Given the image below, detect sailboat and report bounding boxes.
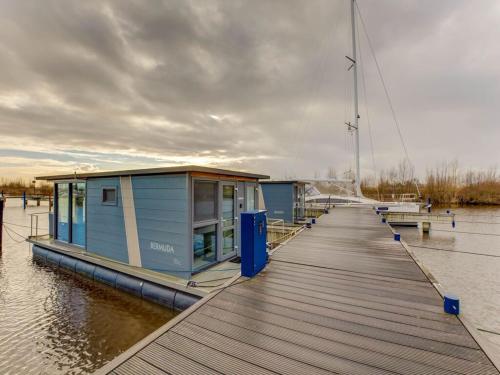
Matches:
[305,0,421,214]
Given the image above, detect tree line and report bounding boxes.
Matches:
[361,161,500,205]
[0,178,53,196]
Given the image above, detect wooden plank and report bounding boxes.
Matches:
[215,288,483,360]
[137,343,219,375]
[175,320,395,375]
[238,279,464,333]
[158,329,324,375]
[190,308,463,375]
[113,356,167,375]
[198,303,496,375]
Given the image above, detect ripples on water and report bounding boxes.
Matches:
[0,200,175,374]
[397,206,500,353]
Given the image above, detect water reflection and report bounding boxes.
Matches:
[397,206,500,353]
[0,200,175,374]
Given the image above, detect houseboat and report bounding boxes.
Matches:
[260,180,306,223]
[29,166,269,308]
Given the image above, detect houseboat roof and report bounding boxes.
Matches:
[260,180,307,185]
[36,165,270,181]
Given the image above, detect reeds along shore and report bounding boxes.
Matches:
[361,163,500,205]
[0,178,52,196]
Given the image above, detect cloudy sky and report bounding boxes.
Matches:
[0,0,499,180]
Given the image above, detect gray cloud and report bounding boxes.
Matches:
[0,0,498,179]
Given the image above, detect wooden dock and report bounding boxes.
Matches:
[97,207,499,375]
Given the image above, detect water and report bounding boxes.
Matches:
[397,206,500,353]
[0,200,176,374]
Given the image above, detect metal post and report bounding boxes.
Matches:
[23,191,26,209]
[0,197,4,251]
[351,0,362,197]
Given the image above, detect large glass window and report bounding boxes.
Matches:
[222,185,234,227]
[56,182,86,246]
[193,224,217,270]
[194,181,217,222]
[246,184,256,210]
[72,182,86,246]
[222,228,234,256]
[57,183,69,242]
[222,184,236,258]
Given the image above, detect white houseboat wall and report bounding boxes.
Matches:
[31,166,269,309]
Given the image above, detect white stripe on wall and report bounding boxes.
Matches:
[120,176,142,267]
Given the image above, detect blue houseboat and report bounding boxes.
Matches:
[261,180,306,223]
[32,166,269,285]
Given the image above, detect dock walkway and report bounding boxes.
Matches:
[98,207,499,375]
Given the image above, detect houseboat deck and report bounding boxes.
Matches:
[97,207,499,375]
[27,236,241,297]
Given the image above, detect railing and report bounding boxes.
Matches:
[267,218,285,232]
[29,211,51,239]
[267,224,303,249]
[305,207,327,218]
[266,216,309,249]
[379,193,418,202]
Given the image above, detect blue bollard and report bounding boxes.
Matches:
[444,294,460,315]
[394,233,401,241]
[23,191,26,209]
[312,218,316,224]
[381,217,386,223]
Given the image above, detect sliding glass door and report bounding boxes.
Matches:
[192,180,240,271]
[55,182,86,246]
[72,182,86,246]
[193,180,218,271]
[246,183,257,210]
[56,183,69,242]
[221,183,236,260]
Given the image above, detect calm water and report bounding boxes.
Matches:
[0,199,175,374]
[397,206,500,353]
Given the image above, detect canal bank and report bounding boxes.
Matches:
[97,207,499,375]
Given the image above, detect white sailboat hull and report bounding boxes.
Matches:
[305,194,421,213]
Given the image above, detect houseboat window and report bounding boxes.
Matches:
[222,184,236,257]
[193,224,217,270]
[102,187,117,205]
[56,183,69,242]
[222,228,234,256]
[246,185,256,210]
[222,185,235,227]
[72,182,86,247]
[194,181,217,222]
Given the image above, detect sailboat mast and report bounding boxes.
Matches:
[351,0,362,197]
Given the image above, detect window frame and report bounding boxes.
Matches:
[192,178,220,272]
[53,180,86,247]
[101,186,118,206]
[245,182,258,211]
[192,179,219,228]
